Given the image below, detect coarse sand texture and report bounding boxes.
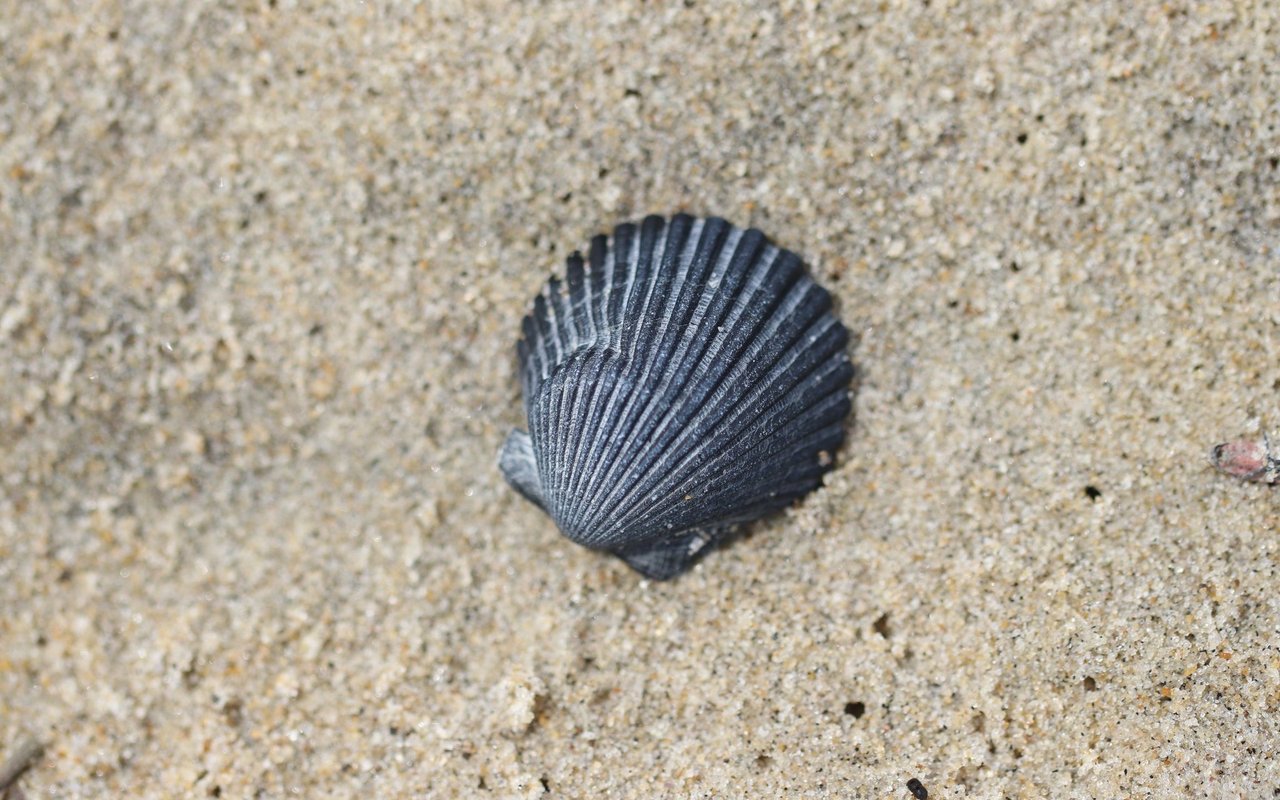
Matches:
[2,2,1278,798]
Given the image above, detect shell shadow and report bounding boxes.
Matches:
[698,344,863,572]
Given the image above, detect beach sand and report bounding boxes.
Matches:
[2,2,1278,797]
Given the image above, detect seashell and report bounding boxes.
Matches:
[499,214,854,579]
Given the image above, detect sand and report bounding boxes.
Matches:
[2,1,1278,797]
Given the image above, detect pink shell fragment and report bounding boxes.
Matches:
[1211,437,1278,485]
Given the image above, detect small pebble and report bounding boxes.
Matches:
[906,777,928,799]
[1211,435,1278,485]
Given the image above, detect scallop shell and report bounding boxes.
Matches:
[499,214,854,579]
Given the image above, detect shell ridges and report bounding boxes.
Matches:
[501,214,854,579]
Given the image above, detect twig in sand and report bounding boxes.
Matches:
[0,737,43,792]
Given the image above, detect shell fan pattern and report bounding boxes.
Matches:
[500,215,854,579]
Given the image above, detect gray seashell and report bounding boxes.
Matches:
[499,214,854,579]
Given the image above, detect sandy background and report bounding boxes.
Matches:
[2,1,1279,798]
